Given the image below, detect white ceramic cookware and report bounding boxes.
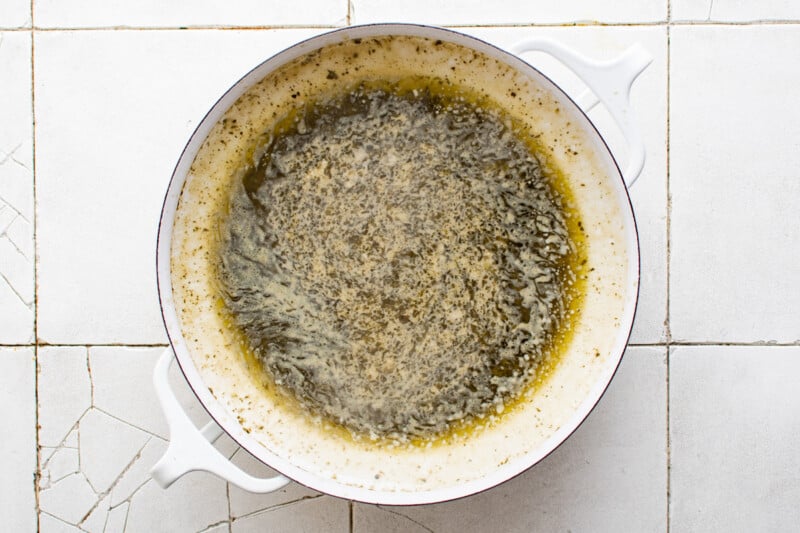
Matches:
[150,24,650,505]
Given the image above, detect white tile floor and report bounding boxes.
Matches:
[1,1,799,531]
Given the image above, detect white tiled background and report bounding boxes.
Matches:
[1,0,798,531]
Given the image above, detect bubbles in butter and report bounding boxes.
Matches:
[217,80,578,442]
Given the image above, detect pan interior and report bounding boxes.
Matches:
[167,28,634,500]
[216,77,586,444]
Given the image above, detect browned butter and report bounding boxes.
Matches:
[213,69,589,445]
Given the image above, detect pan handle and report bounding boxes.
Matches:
[511,38,652,187]
[149,348,291,493]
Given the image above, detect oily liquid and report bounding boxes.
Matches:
[215,76,588,446]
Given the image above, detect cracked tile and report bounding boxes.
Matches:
[355,347,666,532]
[0,31,33,343]
[36,352,248,527]
[0,33,33,189]
[0,276,34,343]
[34,0,347,28]
[89,347,170,438]
[34,28,320,344]
[228,447,320,519]
[39,472,98,526]
[232,496,349,533]
[90,346,238,442]
[0,347,36,531]
[356,506,432,533]
[108,437,167,508]
[38,347,92,448]
[0,235,34,303]
[37,345,246,530]
[125,476,229,532]
[5,214,33,258]
[105,502,129,532]
[41,430,80,466]
[42,446,80,486]
[40,446,59,465]
[79,408,150,494]
[64,428,79,448]
[0,149,34,220]
[200,522,232,533]
[81,493,110,533]
[65,430,237,532]
[39,513,83,533]
[0,203,17,232]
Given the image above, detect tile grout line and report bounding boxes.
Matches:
[447,20,800,27]
[655,18,800,25]
[0,343,38,347]
[16,24,344,32]
[29,0,40,530]
[35,342,171,347]
[665,1,673,529]
[12,341,798,349]
[4,20,800,33]
[669,341,800,346]
[13,341,800,349]
[226,482,233,533]
[349,500,354,533]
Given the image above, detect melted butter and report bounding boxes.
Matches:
[213,76,588,446]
